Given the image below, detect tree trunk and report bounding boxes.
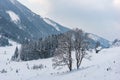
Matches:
[77,59,79,69]
[68,48,72,71]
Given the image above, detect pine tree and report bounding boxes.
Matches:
[11,47,19,61]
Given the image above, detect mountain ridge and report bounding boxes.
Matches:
[0,0,70,43]
[86,33,110,48]
[0,0,110,49]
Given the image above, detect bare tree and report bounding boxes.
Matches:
[52,33,73,71]
[74,28,88,69]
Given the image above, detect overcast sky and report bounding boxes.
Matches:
[18,0,120,41]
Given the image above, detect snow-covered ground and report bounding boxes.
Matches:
[6,10,20,24]
[44,18,60,31]
[0,41,120,80]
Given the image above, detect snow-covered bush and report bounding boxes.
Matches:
[32,64,44,70]
[0,69,7,73]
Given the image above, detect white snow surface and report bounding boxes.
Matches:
[88,34,99,41]
[44,18,60,31]
[10,0,16,4]
[6,10,20,24]
[0,41,120,80]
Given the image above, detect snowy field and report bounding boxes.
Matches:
[0,41,120,80]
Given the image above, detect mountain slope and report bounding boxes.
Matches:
[0,0,69,43]
[86,33,110,48]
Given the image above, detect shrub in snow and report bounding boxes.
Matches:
[26,63,30,69]
[16,69,19,73]
[27,65,30,70]
[57,72,59,74]
[10,67,13,71]
[0,69,7,73]
[113,61,116,63]
[106,67,112,71]
[32,64,44,70]
[50,73,53,75]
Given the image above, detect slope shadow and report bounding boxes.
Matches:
[58,65,95,75]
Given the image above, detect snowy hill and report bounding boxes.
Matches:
[43,18,69,32]
[86,33,110,48]
[0,0,69,43]
[44,18,61,31]
[0,40,120,80]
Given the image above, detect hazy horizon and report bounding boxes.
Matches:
[18,0,120,41]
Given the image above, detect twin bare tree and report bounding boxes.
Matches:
[52,29,89,71]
